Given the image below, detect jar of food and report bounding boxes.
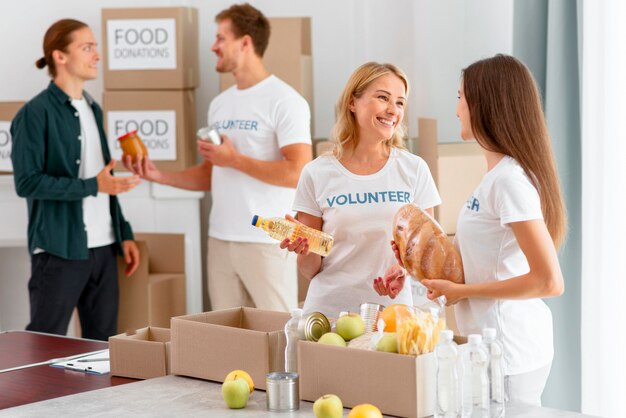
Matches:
[117,130,148,159]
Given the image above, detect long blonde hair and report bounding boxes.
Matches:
[331,62,409,159]
[463,54,567,248]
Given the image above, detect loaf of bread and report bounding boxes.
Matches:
[393,204,464,284]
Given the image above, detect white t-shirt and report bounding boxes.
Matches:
[454,155,552,375]
[208,75,311,243]
[293,148,441,318]
[72,98,115,249]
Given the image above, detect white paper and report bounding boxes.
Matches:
[0,121,13,171]
[51,349,110,375]
[107,19,177,70]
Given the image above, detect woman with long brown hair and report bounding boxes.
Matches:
[426,54,566,405]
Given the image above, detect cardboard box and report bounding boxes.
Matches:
[0,101,25,174]
[219,17,314,133]
[109,326,171,379]
[104,90,197,172]
[171,307,289,390]
[102,7,199,90]
[298,341,436,418]
[418,118,486,234]
[117,233,186,333]
[313,139,333,158]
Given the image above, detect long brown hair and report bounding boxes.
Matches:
[331,62,409,159]
[36,19,88,78]
[463,54,567,248]
[216,3,270,57]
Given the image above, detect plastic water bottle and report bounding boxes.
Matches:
[284,308,303,373]
[462,334,489,418]
[482,328,505,418]
[251,215,334,256]
[435,330,460,418]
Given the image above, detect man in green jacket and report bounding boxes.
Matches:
[11,19,141,340]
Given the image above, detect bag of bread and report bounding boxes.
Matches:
[393,204,464,284]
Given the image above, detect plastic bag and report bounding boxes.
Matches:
[392,204,465,284]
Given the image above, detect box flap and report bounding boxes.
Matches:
[241,307,290,332]
[147,326,171,343]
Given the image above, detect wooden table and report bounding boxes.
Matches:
[0,330,136,409]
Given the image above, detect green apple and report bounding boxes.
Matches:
[318,332,347,347]
[336,313,365,341]
[313,394,343,418]
[221,378,250,409]
[376,332,398,353]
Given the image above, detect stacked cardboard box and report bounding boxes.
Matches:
[117,233,186,333]
[417,118,486,235]
[0,102,25,175]
[219,17,314,135]
[101,7,199,171]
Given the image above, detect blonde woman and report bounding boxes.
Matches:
[281,62,440,318]
[382,55,566,405]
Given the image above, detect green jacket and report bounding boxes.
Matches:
[11,81,133,260]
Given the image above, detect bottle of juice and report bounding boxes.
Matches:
[251,215,334,257]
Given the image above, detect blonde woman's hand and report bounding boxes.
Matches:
[373,264,406,299]
[278,214,310,255]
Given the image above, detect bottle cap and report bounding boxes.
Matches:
[468,334,482,345]
[440,329,453,341]
[251,215,260,226]
[482,328,496,340]
[117,130,138,141]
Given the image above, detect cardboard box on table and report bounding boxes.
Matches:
[0,101,25,174]
[102,7,199,90]
[417,118,486,235]
[117,233,186,334]
[103,90,197,172]
[109,326,171,379]
[298,335,467,418]
[219,17,314,133]
[171,307,289,390]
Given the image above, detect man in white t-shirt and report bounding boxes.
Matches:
[126,4,312,312]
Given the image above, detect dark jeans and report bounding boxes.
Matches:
[26,244,119,341]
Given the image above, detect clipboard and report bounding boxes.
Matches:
[50,349,110,375]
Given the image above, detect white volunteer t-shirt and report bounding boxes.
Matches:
[72,98,115,249]
[454,155,552,375]
[293,148,441,318]
[208,75,311,243]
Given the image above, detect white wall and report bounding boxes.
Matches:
[0,0,513,324]
[0,0,513,141]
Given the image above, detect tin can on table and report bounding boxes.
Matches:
[297,312,330,342]
[266,372,299,412]
[360,302,385,332]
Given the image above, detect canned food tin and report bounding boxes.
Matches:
[360,302,385,332]
[297,312,330,342]
[196,126,222,145]
[266,372,299,412]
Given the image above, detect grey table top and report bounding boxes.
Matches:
[0,374,599,417]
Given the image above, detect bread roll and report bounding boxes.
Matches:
[393,204,464,284]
